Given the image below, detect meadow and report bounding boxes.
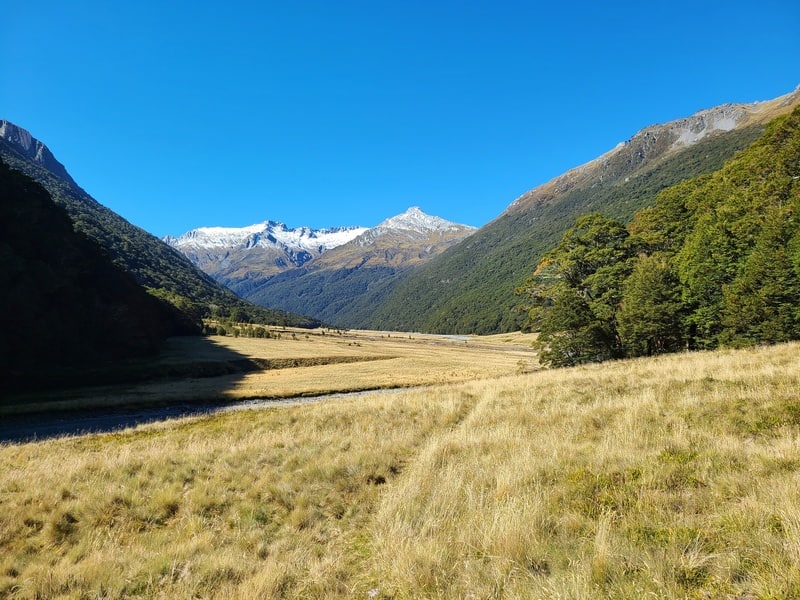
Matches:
[2,329,538,415]
[2,336,800,599]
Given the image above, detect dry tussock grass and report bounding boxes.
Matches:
[4,330,538,413]
[2,341,800,598]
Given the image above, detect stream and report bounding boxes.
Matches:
[0,388,414,444]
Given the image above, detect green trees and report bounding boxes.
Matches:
[616,254,685,356]
[519,105,800,367]
[518,214,636,366]
[720,213,800,345]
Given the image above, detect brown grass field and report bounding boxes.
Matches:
[2,329,539,414]
[2,335,800,598]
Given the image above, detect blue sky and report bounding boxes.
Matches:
[3,1,799,237]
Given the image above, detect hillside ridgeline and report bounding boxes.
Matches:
[365,88,800,334]
[0,159,197,390]
[0,120,319,328]
[520,104,800,366]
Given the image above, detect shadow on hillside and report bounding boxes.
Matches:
[0,336,261,444]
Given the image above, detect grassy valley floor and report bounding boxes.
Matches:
[2,340,800,598]
[2,329,539,416]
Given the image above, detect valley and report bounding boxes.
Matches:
[2,80,800,600]
[2,340,799,598]
[1,329,538,439]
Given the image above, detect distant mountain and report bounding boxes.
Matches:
[168,207,476,327]
[0,158,193,389]
[0,120,319,328]
[164,221,368,289]
[364,87,800,334]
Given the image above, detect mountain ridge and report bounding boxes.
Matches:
[363,86,800,334]
[0,120,78,188]
[506,86,800,217]
[0,120,320,328]
[166,207,476,326]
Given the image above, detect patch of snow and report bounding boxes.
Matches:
[374,206,476,234]
[165,221,368,254]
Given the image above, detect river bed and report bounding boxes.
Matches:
[0,388,416,444]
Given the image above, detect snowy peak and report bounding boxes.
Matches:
[166,207,474,255]
[374,206,475,234]
[351,206,476,248]
[0,119,78,187]
[165,221,369,254]
[166,206,476,287]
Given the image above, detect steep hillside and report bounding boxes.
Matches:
[237,208,476,326]
[367,88,800,334]
[0,120,319,328]
[0,159,195,389]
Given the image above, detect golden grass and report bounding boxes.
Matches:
[2,341,800,598]
[3,329,539,414]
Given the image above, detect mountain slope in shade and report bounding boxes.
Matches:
[0,120,319,327]
[0,158,195,389]
[364,87,800,334]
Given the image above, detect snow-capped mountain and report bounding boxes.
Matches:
[313,207,476,269]
[375,205,467,234]
[350,206,472,248]
[164,222,367,253]
[164,221,368,275]
[238,207,477,327]
[165,207,474,278]
[165,207,476,322]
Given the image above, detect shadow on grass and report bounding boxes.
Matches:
[1,336,284,443]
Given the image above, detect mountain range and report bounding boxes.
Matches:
[164,87,800,332]
[164,222,370,283]
[165,207,476,325]
[4,86,799,338]
[0,120,319,329]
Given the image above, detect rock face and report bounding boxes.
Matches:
[507,87,800,215]
[0,120,78,187]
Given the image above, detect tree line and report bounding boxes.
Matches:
[517,106,800,367]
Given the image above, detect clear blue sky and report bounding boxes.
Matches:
[3,1,798,237]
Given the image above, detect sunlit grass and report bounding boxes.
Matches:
[2,341,800,598]
[3,329,539,414]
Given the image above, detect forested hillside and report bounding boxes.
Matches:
[364,125,768,334]
[356,86,800,334]
[0,160,196,388]
[519,106,800,366]
[0,127,319,328]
